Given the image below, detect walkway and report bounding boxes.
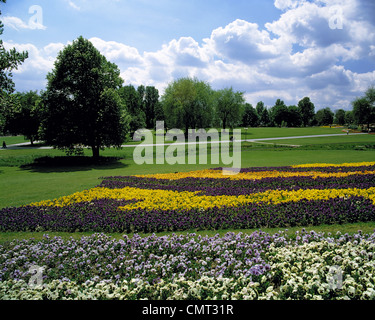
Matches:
[0,133,368,150]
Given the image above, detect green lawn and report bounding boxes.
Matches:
[0,135,31,146]
[1,127,375,243]
[1,221,374,244]
[241,126,346,139]
[264,133,375,146]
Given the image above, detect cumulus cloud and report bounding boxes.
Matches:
[205,19,289,64]
[305,65,352,90]
[2,15,46,30]
[3,41,62,91]
[89,37,144,68]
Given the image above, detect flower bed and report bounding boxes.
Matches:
[1,230,375,300]
[0,162,375,233]
[1,162,375,300]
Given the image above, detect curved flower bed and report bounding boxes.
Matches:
[1,162,375,233]
[1,231,375,300]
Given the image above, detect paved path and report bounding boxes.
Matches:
[123,133,368,147]
[0,141,53,150]
[0,133,368,150]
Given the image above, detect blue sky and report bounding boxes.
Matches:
[1,0,375,111]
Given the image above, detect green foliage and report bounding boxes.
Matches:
[4,91,42,144]
[0,9,28,95]
[352,97,372,128]
[0,0,28,134]
[40,36,127,158]
[334,109,346,126]
[260,107,271,127]
[345,111,354,126]
[145,86,162,127]
[162,77,215,133]
[287,105,302,127]
[315,107,334,126]
[215,87,245,129]
[242,103,259,127]
[270,99,288,127]
[298,97,315,127]
[118,84,146,133]
[352,86,375,130]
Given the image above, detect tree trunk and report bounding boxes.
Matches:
[222,117,227,130]
[92,145,100,158]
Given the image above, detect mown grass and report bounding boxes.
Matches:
[1,221,374,245]
[0,135,30,146]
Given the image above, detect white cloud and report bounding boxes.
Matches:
[2,16,46,31]
[205,19,290,64]
[2,17,30,30]
[274,0,302,10]
[43,43,66,57]
[305,65,352,90]
[89,37,144,66]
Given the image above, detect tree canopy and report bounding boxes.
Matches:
[242,103,259,127]
[315,107,334,126]
[161,77,215,135]
[40,36,129,158]
[351,86,375,131]
[298,97,315,127]
[4,91,42,144]
[215,87,245,130]
[270,99,288,127]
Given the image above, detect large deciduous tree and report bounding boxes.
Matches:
[215,87,245,130]
[315,107,334,126]
[352,86,375,131]
[334,109,346,126]
[162,77,214,136]
[40,36,128,158]
[270,99,288,127]
[298,97,315,127]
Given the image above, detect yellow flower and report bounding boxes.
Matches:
[27,161,375,211]
[29,186,375,211]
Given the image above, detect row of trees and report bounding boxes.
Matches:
[3,82,366,149]
[161,81,361,130]
[242,101,359,128]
